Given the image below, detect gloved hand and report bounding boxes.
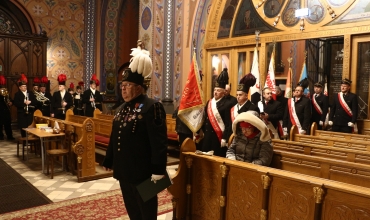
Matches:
[348,122,354,127]
[226,156,236,160]
[257,101,264,113]
[299,129,306,134]
[221,139,227,147]
[283,127,288,136]
[151,174,164,183]
[319,121,323,126]
[328,121,333,126]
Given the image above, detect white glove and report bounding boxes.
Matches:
[221,139,227,147]
[283,127,288,136]
[299,129,306,134]
[348,122,354,127]
[257,101,264,113]
[227,156,236,160]
[319,121,323,126]
[328,121,333,126]
[151,174,164,183]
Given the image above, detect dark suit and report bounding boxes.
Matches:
[224,94,237,107]
[0,94,13,139]
[311,93,329,130]
[36,92,52,117]
[329,92,358,133]
[283,96,311,135]
[172,107,193,148]
[201,97,234,157]
[263,99,283,129]
[103,94,167,219]
[82,89,103,117]
[13,90,36,137]
[276,95,288,112]
[72,92,84,116]
[52,91,73,120]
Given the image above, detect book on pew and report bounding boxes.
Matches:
[136,170,172,202]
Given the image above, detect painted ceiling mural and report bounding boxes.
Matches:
[17,0,84,92]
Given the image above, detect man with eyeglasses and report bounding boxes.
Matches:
[103,43,167,219]
[283,80,311,137]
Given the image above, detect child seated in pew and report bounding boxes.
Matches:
[226,111,273,166]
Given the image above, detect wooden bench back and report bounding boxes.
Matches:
[66,113,112,137]
[94,108,114,121]
[272,139,370,165]
[311,122,370,141]
[168,139,370,219]
[290,125,370,151]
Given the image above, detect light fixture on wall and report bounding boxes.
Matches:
[255,0,266,9]
[295,8,309,31]
[327,6,336,18]
[273,14,280,27]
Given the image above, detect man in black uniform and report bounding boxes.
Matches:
[311,81,329,130]
[51,74,73,120]
[13,74,36,137]
[283,82,311,137]
[224,83,237,105]
[103,41,167,219]
[82,74,103,117]
[201,68,234,157]
[73,84,84,116]
[329,78,358,133]
[172,106,193,148]
[38,76,52,117]
[275,86,288,108]
[259,87,283,139]
[0,75,14,140]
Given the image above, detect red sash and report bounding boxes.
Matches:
[287,98,300,134]
[207,99,223,141]
[312,95,322,115]
[338,93,353,117]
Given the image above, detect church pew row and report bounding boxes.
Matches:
[290,125,370,152]
[310,122,370,141]
[167,138,370,219]
[272,139,370,165]
[65,110,112,155]
[33,110,112,182]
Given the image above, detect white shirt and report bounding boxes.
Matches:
[60,90,65,99]
[90,88,96,95]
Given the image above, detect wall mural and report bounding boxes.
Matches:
[217,0,241,38]
[329,0,370,25]
[17,0,84,92]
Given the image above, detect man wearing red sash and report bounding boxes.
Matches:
[283,81,311,137]
[201,68,234,157]
[311,81,329,130]
[329,78,358,133]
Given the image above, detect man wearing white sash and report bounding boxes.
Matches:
[311,81,329,130]
[259,87,283,139]
[283,83,311,137]
[329,78,358,133]
[201,69,234,157]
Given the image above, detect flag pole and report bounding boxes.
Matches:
[255,30,261,101]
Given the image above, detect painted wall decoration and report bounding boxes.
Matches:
[17,0,85,92]
[172,0,183,103]
[217,0,241,38]
[329,0,370,25]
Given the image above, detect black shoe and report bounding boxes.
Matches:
[0,137,4,140]
[7,137,15,141]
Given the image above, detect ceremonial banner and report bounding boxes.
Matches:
[178,52,205,133]
[265,49,276,100]
[299,61,310,97]
[285,67,293,98]
[249,47,261,100]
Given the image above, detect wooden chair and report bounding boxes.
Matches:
[17,136,40,160]
[46,130,75,179]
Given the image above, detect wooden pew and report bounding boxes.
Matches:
[290,125,370,152]
[310,122,370,141]
[33,110,112,182]
[272,139,370,165]
[168,139,370,219]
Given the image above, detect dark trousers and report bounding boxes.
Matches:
[0,117,13,138]
[119,180,158,220]
[178,133,192,148]
[332,125,352,133]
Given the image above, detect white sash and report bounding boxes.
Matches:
[338,92,352,117]
[288,98,303,131]
[312,95,323,114]
[210,98,225,132]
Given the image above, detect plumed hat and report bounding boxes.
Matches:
[341,78,352,85]
[78,81,84,87]
[18,74,28,86]
[314,81,324,88]
[215,68,229,89]
[57,74,67,85]
[297,78,309,88]
[90,74,100,86]
[69,82,75,90]
[0,75,5,88]
[237,73,256,94]
[33,77,40,87]
[123,40,152,86]
[232,111,270,142]
[40,76,48,87]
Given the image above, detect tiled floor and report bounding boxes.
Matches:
[0,131,176,219]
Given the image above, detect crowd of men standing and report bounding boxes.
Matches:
[0,74,104,140]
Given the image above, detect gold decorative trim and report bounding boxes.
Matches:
[261,174,271,189]
[273,15,280,27]
[185,157,193,168]
[186,184,191,194]
[219,196,225,207]
[313,186,324,204]
[260,209,267,220]
[255,0,266,9]
[220,164,229,178]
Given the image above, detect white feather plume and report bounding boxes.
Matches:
[128,43,152,77]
